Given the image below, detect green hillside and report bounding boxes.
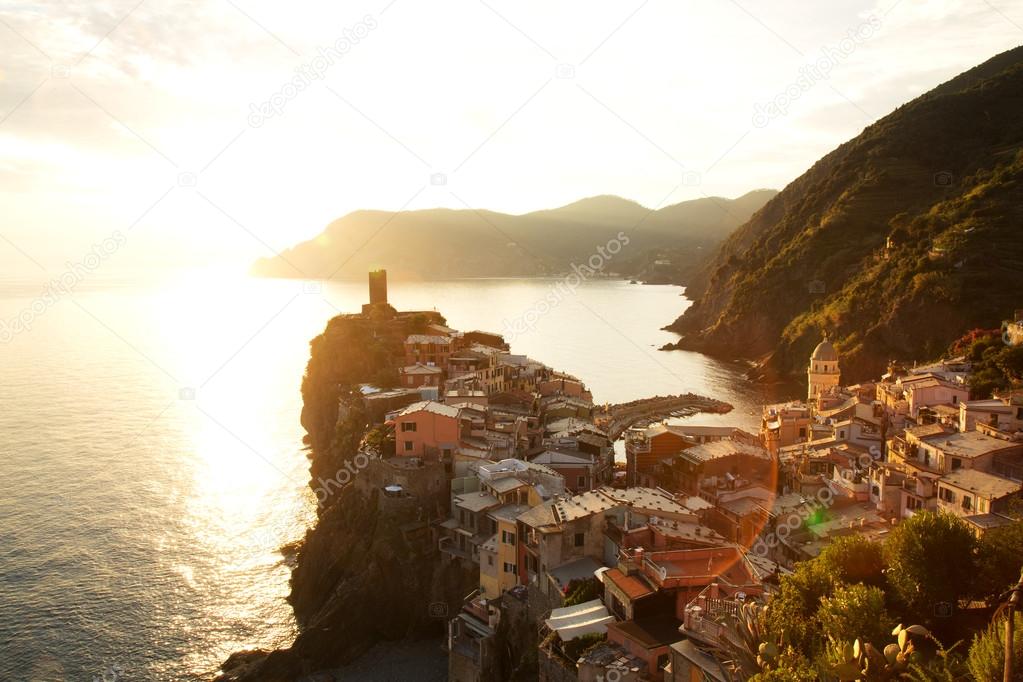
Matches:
[669,47,1023,383]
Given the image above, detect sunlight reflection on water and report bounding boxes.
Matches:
[0,272,779,680]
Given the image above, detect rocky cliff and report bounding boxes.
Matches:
[217,310,476,681]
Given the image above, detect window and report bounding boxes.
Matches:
[503,562,516,574]
[487,556,494,566]
[400,422,417,432]
[574,533,585,547]
[951,458,962,470]
[501,530,515,545]
[962,496,972,511]
[404,441,414,452]
[941,487,955,503]
[577,476,586,488]
[799,427,806,438]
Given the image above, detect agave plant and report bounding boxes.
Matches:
[828,623,968,681]
[714,602,783,678]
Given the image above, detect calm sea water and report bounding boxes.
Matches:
[0,272,771,681]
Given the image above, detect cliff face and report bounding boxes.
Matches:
[670,47,1023,383]
[218,310,475,681]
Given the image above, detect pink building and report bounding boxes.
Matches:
[904,375,969,418]
[390,401,461,460]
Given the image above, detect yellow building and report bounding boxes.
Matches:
[479,504,531,597]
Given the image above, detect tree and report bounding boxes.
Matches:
[817,584,893,649]
[974,517,1023,603]
[765,560,837,653]
[816,535,887,588]
[967,612,1023,681]
[882,511,977,622]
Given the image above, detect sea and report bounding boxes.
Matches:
[0,272,779,681]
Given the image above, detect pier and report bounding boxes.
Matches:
[595,393,733,440]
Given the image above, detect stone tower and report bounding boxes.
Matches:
[808,337,841,402]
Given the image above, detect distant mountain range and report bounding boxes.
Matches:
[251,190,777,282]
[669,46,1023,383]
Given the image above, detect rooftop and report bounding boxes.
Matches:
[679,439,770,463]
[603,567,655,600]
[486,477,527,494]
[401,363,443,375]
[603,487,690,516]
[552,489,619,523]
[454,492,500,512]
[940,468,1021,498]
[489,503,533,523]
[549,556,603,593]
[394,400,460,419]
[963,513,1017,531]
[405,334,452,344]
[517,502,557,529]
[924,430,1020,459]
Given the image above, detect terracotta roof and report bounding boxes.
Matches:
[603,568,655,601]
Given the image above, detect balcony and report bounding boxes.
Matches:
[682,583,755,646]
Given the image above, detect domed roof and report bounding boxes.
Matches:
[811,339,838,362]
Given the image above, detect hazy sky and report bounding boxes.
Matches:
[2,0,1022,274]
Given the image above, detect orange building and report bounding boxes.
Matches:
[624,423,693,486]
[390,401,461,460]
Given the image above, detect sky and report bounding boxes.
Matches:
[1,0,1022,275]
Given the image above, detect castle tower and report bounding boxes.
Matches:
[808,337,841,402]
[368,269,387,306]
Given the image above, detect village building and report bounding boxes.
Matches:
[603,546,766,681]
[404,334,453,368]
[960,390,1023,433]
[807,338,841,403]
[390,400,462,460]
[658,439,773,499]
[936,467,1022,518]
[760,401,811,455]
[885,424,1023,521]
[398,362,443,388]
